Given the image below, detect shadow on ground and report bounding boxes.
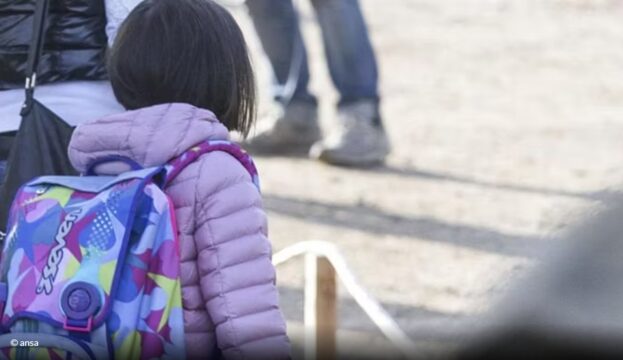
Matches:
[265,194,542,257]
[373,165,620,203]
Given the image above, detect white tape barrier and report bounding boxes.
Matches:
[273,241,417,358]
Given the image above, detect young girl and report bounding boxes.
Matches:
[67,0,290,358]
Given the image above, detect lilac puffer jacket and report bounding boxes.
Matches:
[68,103,290,359]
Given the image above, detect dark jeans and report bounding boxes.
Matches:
[246,0,380,106]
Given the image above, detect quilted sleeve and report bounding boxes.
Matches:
[192,151,291,360]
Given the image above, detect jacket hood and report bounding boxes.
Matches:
[68,103,230,174]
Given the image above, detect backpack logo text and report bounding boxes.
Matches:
[36,209,81,295]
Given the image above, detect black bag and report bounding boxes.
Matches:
[0,133,14,160]
[0,0,77,231]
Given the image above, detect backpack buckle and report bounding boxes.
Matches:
[63,316,93,333]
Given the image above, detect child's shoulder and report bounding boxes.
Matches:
[183,148,258,198]
[188,149,263,226]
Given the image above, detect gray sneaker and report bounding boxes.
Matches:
[245,101,321,154]
[310,101,390,167]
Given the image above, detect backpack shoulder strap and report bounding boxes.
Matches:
[164,140,260,191]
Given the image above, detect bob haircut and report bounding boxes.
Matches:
[108,0,256,136]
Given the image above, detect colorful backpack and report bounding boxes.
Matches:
[0,140,259,360]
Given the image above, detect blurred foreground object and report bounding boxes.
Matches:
[460,200,623,359]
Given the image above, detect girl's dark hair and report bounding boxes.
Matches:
[108,0,256,136]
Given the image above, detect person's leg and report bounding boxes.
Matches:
[310,0,379,107]
[246,0,316,105]
[244,0,322,153]
[309,0,389,166]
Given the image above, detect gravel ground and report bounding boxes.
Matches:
[228,0,623,356]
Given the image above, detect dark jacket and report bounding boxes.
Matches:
[0,0,108,90]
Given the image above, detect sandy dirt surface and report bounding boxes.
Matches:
[228,0,623,356]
